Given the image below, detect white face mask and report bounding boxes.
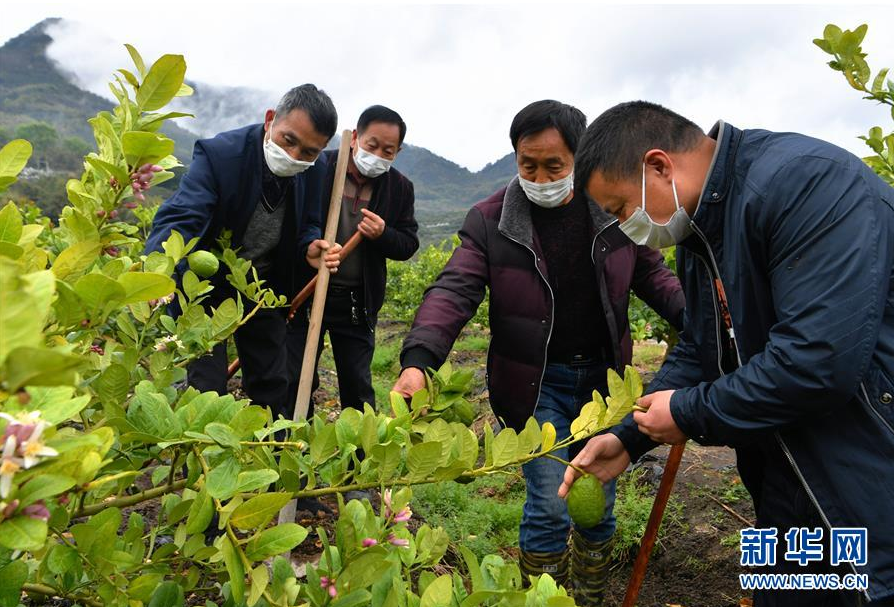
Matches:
[263,124,316,177]
[519,172,574,208]
[353,144,393,178]
[619,163,693,249]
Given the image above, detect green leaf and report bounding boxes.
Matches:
[46,543,79,575]
[220,536,245,600]
[85,156,131,185]
[247,564,269,607]
[406,441,442,480]
[0,140,32,193]
[233,469,279,494]
[122,131,176,167]
[0,516,47,550]
[420,574,453,607]
[210,298,240,339]
[0,202,23,245]
[872,67,890,94]
[0,559,27,607]
[118,272,176,305]
[491,428,519,468]
[75,273,126,312]
[0,263,54,367]
[205,422,241,450]
[94,364,131,407]
[17,474,76,507]
[137,54,187,111]
[206,455,241,499]
[229,406,268,439]
[310,424,338,464]
[125,43,147,78]
[3,347,83,391]
[624,365,643,400]
[148,580,185,607]
[185,487,214,534]
[230,493,293,530]
[244,523,308,561]
[337,549,392,593]
[52,240,102,281]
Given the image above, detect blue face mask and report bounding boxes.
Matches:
[619,163,693,249]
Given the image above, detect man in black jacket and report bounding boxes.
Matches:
[291,105,418,413]
[146,84,342,422]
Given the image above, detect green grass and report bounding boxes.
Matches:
[612,469,684,562]
[632,342,667,373]
[453,335,489,353]
[412,470,526,559]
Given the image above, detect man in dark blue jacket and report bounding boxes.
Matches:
[560,101,894,606]
[146,84,341,422]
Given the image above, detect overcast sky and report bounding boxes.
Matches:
[2,1,893,171]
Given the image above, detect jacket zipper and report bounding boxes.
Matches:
[689,225,866,596]
[501,232,555,414]
[591,220,622,369]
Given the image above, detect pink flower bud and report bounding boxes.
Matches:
[150,164,164,173]
[135,193,146,202]
[90,345,104,355]
[388,533,409,547]
[362,538,378,547]
[22,502,50,521]
[109,210,118,219]
[104,247,119,257]
[123,201,138,209]
[96,209,106,218]
[319,577,329,587]
[394,507,412,523]
[3,500,20,518]
[328,585,338,598]
[138,163,153,173]
[80,319,90,327]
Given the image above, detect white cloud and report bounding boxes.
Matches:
[3,2,892,170]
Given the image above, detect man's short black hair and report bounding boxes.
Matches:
[275,84,338,140]
[574,101,704,193]
[509,100,586,154]
[358,105,407,146]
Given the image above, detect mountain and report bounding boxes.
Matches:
[0,19,518,245]
[0,18,198,162]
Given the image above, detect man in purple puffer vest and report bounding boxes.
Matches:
[392,100,685,606]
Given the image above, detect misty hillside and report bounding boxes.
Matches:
[0,18,518,244]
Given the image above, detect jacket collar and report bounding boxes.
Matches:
[497,176,618,248]
[693,121,742,217]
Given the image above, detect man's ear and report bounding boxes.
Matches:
[264,109,275,132]
[350,129,359,147]
[643,149,674,184]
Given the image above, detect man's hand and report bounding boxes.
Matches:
[558,434,630,498]
[392,367,425,398]
[306,239,342,272]
[633,390,687,444]
[358,209,385,240]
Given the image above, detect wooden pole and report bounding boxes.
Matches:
[278,130,353,530]
[226,230,363,379]
[621,442,687,607]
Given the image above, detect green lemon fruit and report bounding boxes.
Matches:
[566,474,606,529]
[187,251,219,278]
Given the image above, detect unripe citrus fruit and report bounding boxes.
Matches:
[188,251,219,278]
[566,474,606,528]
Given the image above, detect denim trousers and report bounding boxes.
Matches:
[519,360,618,553]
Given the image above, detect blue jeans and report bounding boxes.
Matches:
[519,361,618,553]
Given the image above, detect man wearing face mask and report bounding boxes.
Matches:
[291,105,418,415]
[560,101,894,606]
[392,100,684,605]
[146,84,342,422]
